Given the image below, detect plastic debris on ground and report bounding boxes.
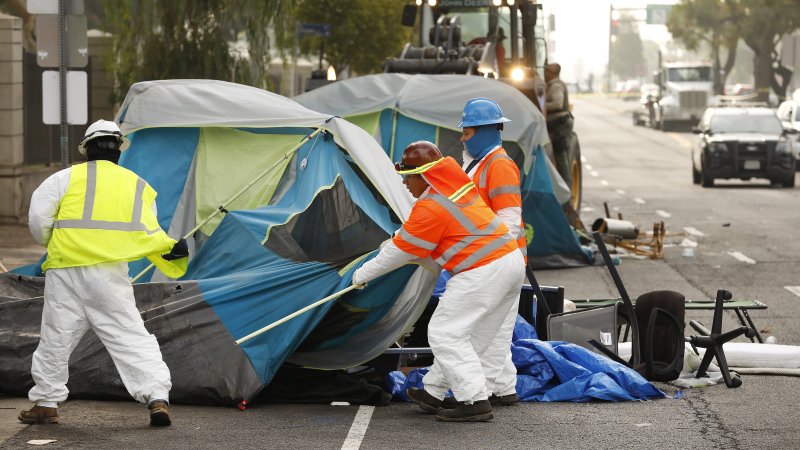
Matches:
[387,316,665,402]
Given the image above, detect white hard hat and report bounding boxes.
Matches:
[78,119,131,155]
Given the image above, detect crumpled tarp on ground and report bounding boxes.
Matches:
[388,317,665,402]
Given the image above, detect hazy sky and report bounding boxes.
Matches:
[544,0,678,83]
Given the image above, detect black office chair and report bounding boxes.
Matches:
[689,289,756,388]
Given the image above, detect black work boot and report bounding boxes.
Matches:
[435,400,493,422]
[406,388,443,414]
[18,406,59,424]
[489,393,519,406]
[441,396,459,409]
[149,400,171,427]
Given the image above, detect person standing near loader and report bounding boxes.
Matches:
[544,62,575,189]
[19,119,189,427]
[352,141,525,422]
[458,97,526,407]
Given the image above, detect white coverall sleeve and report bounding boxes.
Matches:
[496,206,522,240]
[28,169,71,247]
[352,240,417,285]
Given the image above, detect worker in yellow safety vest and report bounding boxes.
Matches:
[19,119,188,427]
[352,141,524,422]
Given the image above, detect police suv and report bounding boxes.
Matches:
[691,106,797,188]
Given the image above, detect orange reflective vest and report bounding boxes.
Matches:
[470,147,527,259]
[393,157,516,274]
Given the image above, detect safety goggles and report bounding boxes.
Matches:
[394,162,419,172]
[92,138,122,151]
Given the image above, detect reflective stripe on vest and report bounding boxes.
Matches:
[474,149,528,260]
[427,193,512,274]
[42,161,185,278]
[53,162,161,234]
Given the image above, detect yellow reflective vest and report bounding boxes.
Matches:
[42,160,187,278]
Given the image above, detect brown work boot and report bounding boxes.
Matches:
[435,400,493,422]
[489,393,519,406]
[406,388,442,414]
[149,400,171,427]
[18,406,59,424]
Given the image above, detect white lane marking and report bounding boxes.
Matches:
[727,251,756,265]
[600,180,609,186]
[633,197,646,204]
[585,164,593,170]
[341,405,375,450]
[616,189,626,195]
[655,210,671,218]
[785,286,800,298]
[683,227,706,237]
[590,171,599,177]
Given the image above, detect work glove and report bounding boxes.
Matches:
[162,238,189,261]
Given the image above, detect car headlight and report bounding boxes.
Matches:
[510,67,525,82]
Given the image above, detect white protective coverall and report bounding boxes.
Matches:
[353,193,525,403]
[463,147,524,399]
[27,168,172,407]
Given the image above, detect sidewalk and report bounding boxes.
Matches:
[0,225,41,271]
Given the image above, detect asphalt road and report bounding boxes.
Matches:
[3,96,799,449]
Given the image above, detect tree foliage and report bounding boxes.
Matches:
[728,0,800,101]
[294,0,410,75]
[667,0,739,94]
[668,0,800,101]
[102,0,293,103]
[609,17,645,80]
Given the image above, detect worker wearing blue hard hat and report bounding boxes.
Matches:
[457,97,527,408]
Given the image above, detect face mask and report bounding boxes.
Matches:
[464,126,502,161]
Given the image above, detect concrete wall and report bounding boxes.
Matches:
[0,13,27,223]
[0,20,115,224]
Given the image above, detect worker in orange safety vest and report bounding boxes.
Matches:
[352,141,525,422]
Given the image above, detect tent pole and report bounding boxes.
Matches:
[131,128,325,283]
[235,283,365,345]
[388,109,399,161]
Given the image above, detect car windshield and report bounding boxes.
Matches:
[710,113,783,134]
[667,67,711,82]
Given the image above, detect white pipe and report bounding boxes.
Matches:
[733,367,800,376]
[235,283,364,345]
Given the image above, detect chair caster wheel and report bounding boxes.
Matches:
[728,376,742,388]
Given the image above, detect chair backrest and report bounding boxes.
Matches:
[634,290,685,381]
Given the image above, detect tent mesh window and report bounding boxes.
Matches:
[437,128,465,165]
[264,178,391,270]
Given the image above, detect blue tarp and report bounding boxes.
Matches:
[387,316,665,402]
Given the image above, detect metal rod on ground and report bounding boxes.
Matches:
[131,128,325,283]
[235,283,363,345]
[0,260,8,273]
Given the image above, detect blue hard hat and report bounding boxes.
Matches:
[458,97,511,128]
